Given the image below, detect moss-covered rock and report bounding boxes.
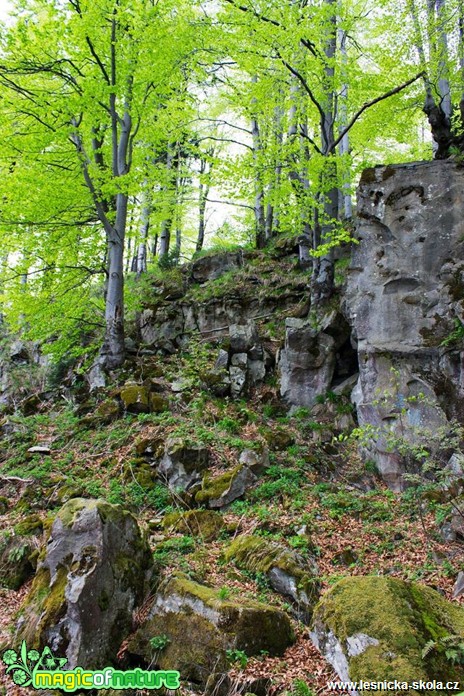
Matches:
[0,532,35,590]
[310,576,464,694]
[264,428,295,451]
[14,513,43,536]
[195,465,257,509]
[119,384,151,414]
[16,498,154,669]
[93,399,121,424]
[123,458,156,489]
[225,534,320,623]
[127,574,294,685]
[162,510,226,541]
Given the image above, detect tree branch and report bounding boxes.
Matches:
[331,71,425,152]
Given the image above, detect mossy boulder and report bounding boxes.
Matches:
[14,513,43,536]
[127,574,294,685]
[0,532,35,590]
[162,510,226,541]
[123,458,156,489]
[224,534,320,623]
[310,576,464,694]
[119,383,169,415]
[264,428,295,451]
[16,498,154,669]
[195,464,257,509]
[119,384,151,413]
[93,399,121,424]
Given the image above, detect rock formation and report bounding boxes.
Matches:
[345,160,464,489]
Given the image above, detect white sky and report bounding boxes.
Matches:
[0,0,11,21]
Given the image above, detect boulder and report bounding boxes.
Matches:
[127,574,294,685]
[224,534,320,623]
[119,383,168,415]
[157,437,210,492]
[229,322,259,353]
[346,161,464,489]
[310,576,464,693]
[195,465,257,509]
[239,448,270,475]
[215,349,229,370]
[191,251,243,283]
[16,498,153,669]
[230,366,247,398]
[0,533,35,590]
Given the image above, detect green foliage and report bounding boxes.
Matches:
[149,634,171,651]
[226,648,248,669]
[288,680,314,696]
[422,635,464,666]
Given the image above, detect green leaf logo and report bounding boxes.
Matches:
[1,641,67,688]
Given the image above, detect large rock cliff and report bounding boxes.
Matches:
[345,160,464,489]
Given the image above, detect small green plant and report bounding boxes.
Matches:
[289,680,314,696]
[226,648,248,669]
[422,634,464,665]
[149,634,171,651]
[218,586,231,600]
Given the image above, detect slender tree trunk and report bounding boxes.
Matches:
[159,148,174,262]
[459,0,464,125]
[136,190,151,278]
[251,76,266,249]
[311,0,337,305]
[337,26,352,219]
[196,175,209,253]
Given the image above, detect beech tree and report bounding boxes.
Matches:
[218,0,425,300]
[0,0,199,367]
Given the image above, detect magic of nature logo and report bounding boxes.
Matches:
[2,641,180,691]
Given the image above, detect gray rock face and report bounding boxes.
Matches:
[157,437,210,492]
[191,251,243,283]
[345,161,464,490]
[279,318,336,407]
[229,322,260,353]
[16,499,153,669]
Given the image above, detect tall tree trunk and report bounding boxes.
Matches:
[196,174,209,253]
[101,191,126,368]
[311,0,337,305]
[251,76,266,249]
[136,195,150,278]
[337,26,352,219]
[158,147,174,262]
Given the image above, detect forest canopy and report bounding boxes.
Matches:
[0,0,463,367]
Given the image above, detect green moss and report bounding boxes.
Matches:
[149,394,169,413]
[18,563,69,648]
[119,385,150,413]
[313,576,464,688]
[195,465,242,505]
[224,534,319,611]
[162,510,226,541]
[14,514,43,536]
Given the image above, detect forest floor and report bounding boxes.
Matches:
[0,361,462,696]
